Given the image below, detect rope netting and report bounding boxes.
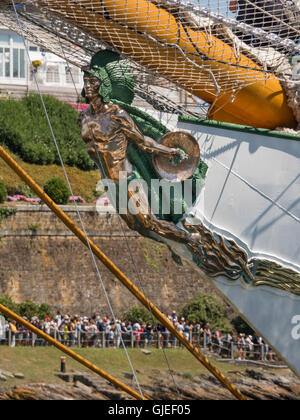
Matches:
[0,0,299,126]
[0,1,208,117]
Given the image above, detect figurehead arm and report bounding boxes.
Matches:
[112,108,178,156]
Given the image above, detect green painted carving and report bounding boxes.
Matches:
[81,50,300,295]
[83,50,208,224]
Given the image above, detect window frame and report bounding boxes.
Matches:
[0,31,26,82]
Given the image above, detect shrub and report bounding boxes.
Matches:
[0,295,53,320]
[231,316,255,336]
[28,223,40,233]
[0,208,16,226]
[179,294,232,332]
[0,295,18,314]
[17,301,53,321]
[122,305,153,325]
[0,94,95,170]
[6,184,38,198]
[44,176,69,205]
[21,185,37,199]
[0,181,7,203]
[6,183,23,197]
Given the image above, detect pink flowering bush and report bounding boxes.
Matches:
[69,196,86,204]
[7,194,88,204]
[7,195,41,203]
[94,197,110,205]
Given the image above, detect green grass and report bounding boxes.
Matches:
[0,148,100,203]
[0,346,244,390]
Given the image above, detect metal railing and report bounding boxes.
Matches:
[0,329,277,362]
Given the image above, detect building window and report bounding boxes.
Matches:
[13,48,25,78]
[4,48,10,78]
[0,46,25,79]
[46,65,60,83]
[20,50,25,78]
[13,49,19,78]
[66,66,79,84]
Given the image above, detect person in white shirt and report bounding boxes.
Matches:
[105,323,112,348]
[114,321,122,348]
[245,334,254,359]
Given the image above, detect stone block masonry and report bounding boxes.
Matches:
[0,205,216,317]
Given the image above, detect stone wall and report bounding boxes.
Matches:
[0,205,216,317]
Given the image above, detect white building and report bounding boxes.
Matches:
[0,27,82,102]
[0,27,201,113]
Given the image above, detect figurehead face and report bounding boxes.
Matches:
[83,75,102,101]
[82,63,112,103]
[82,50,135,105]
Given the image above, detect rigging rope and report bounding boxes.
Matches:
[0,142,248,400]
[1,3,205,117]
[0,301,145,400]
[11,0,145,400]
[57,36,180,399]
[93,146,182,398]
[1,0,251,400]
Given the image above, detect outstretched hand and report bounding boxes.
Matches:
[167,147,180,157]
[167,148,187,163]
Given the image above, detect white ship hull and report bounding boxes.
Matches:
[150,112,300,375]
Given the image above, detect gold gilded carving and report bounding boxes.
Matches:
[81,74,202,246]
[183,220,300,297]
[153,131,201,182]
[182,220,254,282]
[251,259,300,297]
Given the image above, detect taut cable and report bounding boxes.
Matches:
[0,145,247,400]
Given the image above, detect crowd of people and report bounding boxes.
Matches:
[0,310,275,361]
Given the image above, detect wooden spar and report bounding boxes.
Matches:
[0,302,145,400]
[0,145,247,401]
